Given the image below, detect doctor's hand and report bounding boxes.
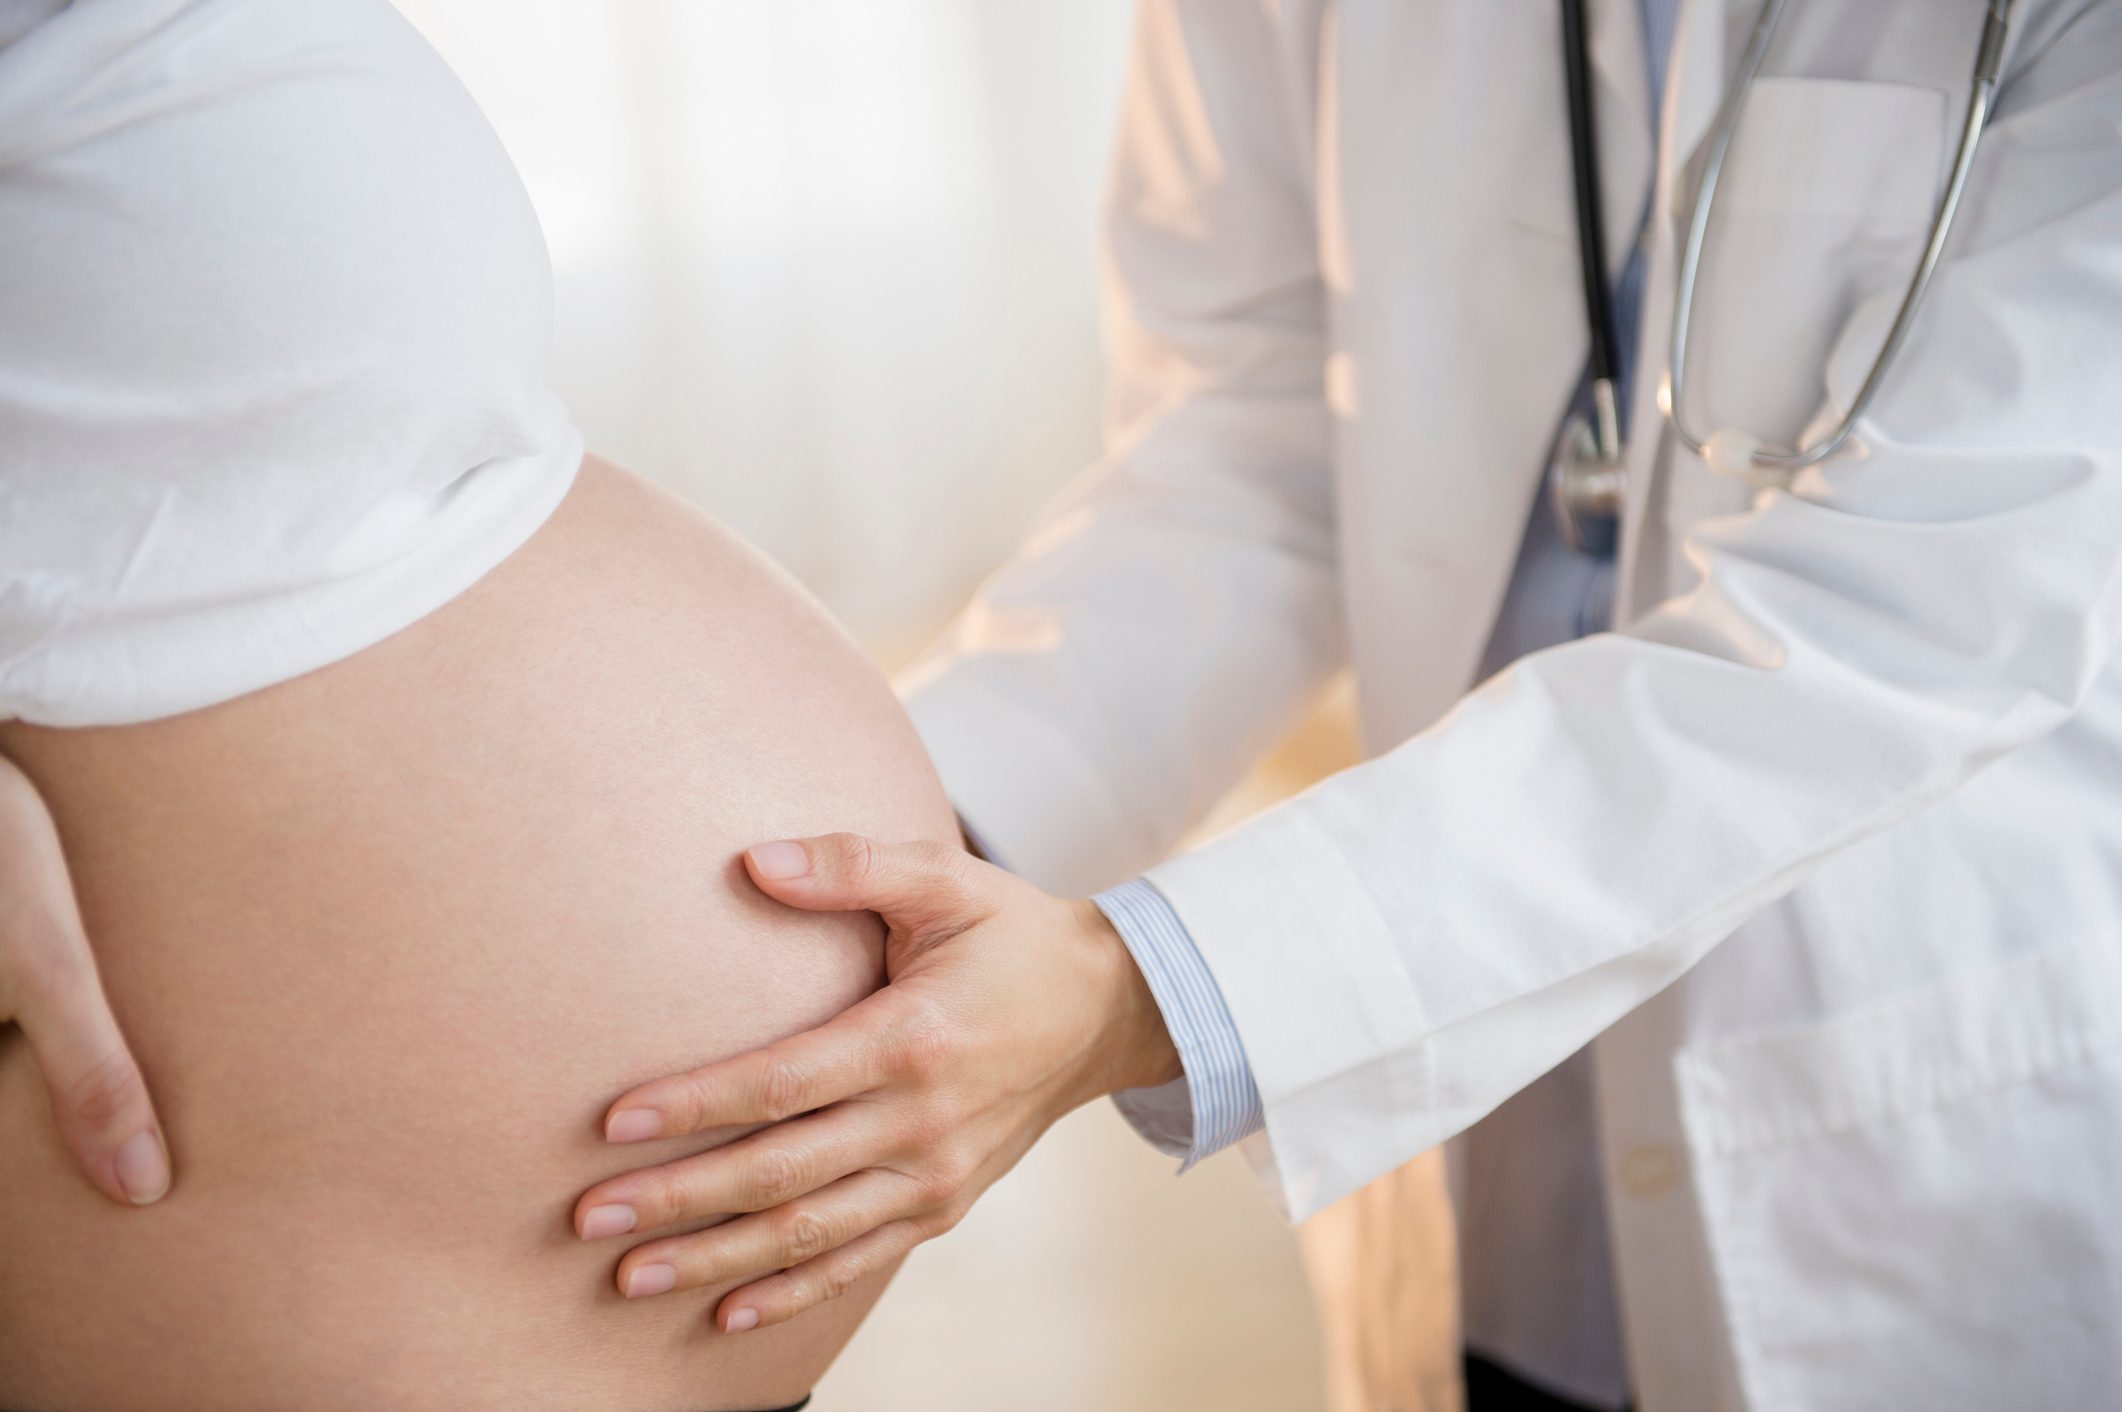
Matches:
[0,754,173,1207]
[572,833,1180,1331]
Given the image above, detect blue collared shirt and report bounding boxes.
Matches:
[1092,0,1680,1166]
[1094,877,1263,1162]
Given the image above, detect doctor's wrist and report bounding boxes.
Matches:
[1070,898,1184,1102]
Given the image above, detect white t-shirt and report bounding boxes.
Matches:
[0,0,584,726]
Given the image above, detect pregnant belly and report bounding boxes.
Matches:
[0,458,956,1412]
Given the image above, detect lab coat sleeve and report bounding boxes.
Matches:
[900,0,1341,900]
[1146,29,2122,1221]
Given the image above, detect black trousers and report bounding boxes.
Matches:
[1464,1352,1631,1412]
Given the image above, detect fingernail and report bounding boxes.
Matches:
[747,841,810,880]
[725,1307,760,1333]
[624,1263,677,1298]
[579,1204,637,1240]
[605,1109,664,1144]
[115,1130,170,1205]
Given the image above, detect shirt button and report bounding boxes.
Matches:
[1618,1145,1681,1200]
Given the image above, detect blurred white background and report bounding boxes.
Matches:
[390,3,1343,1409]
[398,0,1145,666]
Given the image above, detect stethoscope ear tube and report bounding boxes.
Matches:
[1560,0,1623,468]
[1549,0,1628,554]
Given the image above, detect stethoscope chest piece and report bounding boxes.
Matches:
[1549,408,1625,556]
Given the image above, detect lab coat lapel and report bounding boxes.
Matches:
[1590,0,1655,215]
[1331,0,1655,752]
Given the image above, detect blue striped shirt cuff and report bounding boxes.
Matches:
[1094,877,1265,1167]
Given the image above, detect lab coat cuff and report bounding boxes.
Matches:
[1148,810,1433,1223]
[1095,878,1267,1168]
[901,671,1152,897]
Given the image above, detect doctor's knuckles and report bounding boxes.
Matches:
[572,832,1180,1333]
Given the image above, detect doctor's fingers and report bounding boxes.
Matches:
[612,1166,950,1311]
[742,832,994,936]
[576,1103,897,1238]
[713,1217,932,1334]
[602,986,914,1143]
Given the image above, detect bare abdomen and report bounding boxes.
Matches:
[0,458,955,1412]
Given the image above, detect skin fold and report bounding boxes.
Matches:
[0,457,958,1412]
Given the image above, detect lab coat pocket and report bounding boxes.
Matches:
[1677,77,1948,463]
[1675,936,2122,1412]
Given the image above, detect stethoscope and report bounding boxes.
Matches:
[1548,0,2017,555]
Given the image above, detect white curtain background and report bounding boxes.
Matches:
[390,5,1346,1409]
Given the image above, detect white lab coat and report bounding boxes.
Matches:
[902,2,2122,1408]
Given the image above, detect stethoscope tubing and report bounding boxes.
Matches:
[1561,0,1625,464]
[1663,0,2015,473]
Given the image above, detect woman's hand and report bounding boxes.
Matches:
[572,833,1180,1331]
[0,754,172,1205]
